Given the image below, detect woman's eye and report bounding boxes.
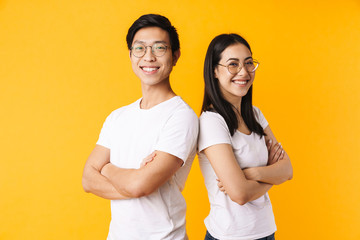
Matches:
[245,61,254,65]
[229,62,239,67]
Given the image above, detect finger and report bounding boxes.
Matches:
[266,139,272,151]
[142,157,152,165]
[272,143,283,162]
[148,152,157,161]
[273,144,283,162]
[279,150,285,160]
[218,183,226,192]
[269,142,280,161]
[144,153,154,161]
[141,153,156,167]
[140,159,151,167]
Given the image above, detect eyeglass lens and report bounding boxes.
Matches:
[131,43,167,57]
[227,60,258,74]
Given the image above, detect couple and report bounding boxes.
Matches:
[82,14,293,240]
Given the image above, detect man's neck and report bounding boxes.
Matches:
[140,80,176,109]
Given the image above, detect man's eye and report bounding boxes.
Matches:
[155,46,166,50]
[135,46,144,51]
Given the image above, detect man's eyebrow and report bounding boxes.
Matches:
[133,40,168,44]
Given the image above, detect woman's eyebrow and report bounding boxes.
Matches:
[226,56,253,62]
[226,58,239,62]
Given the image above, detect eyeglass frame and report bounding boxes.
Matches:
[217,59,260,74]
[130,42,171,58]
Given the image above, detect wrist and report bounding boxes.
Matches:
[244,168,260,181]
[253,168,261,181]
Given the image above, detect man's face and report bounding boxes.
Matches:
[130,27,180,87]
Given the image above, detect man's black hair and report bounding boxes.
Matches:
[126,14,180,54]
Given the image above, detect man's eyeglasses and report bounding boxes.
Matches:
[130,43,170,58]
[218,59,259,74]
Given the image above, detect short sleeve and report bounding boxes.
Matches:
[155,109,199,163]
[96,113,113,149]
[253,106,269,129]
[198,112,232,152]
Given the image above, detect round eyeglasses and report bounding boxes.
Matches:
[218,59,259,74]
[130,42,170,58]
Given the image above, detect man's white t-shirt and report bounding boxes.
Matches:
[198,106,276,240]
[97,96,199,240]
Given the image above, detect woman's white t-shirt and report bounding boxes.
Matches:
[198,106,276,240]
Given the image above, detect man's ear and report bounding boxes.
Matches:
[172,50,181,66]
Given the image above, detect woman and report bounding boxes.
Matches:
[198,33,293,240]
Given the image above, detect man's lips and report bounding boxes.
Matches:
[140,66,160,73]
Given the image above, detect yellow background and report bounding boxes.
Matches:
[1,0,359,239]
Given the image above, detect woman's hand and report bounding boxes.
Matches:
[267,140,285,165]
[217,179,227,194]
[140,152,156,168]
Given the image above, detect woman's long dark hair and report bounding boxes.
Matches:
[202,33,265,137]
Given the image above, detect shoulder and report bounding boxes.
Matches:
[169,97,198,123]
[252,105,262,116]
[252,105,264,119]
[199,111,230,136]
[104,99,141,121]
[252,106,268,129]
[200,111,228,129]
[198,111,231,152]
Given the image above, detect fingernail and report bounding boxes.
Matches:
[279,142,281,146]
[269,139,272,144]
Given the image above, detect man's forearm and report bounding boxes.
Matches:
[101,151,183,199]
[101,163,146,198]
[82,165,130,200]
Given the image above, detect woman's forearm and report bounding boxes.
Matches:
[243,154,293,185]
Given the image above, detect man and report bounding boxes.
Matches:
[82,14,198,240]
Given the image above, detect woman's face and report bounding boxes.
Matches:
[214,43,255,103]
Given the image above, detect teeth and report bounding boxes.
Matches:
[142,67,158,72]
[233,80,247,84]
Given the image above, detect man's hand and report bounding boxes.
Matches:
[140,152,156,168]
